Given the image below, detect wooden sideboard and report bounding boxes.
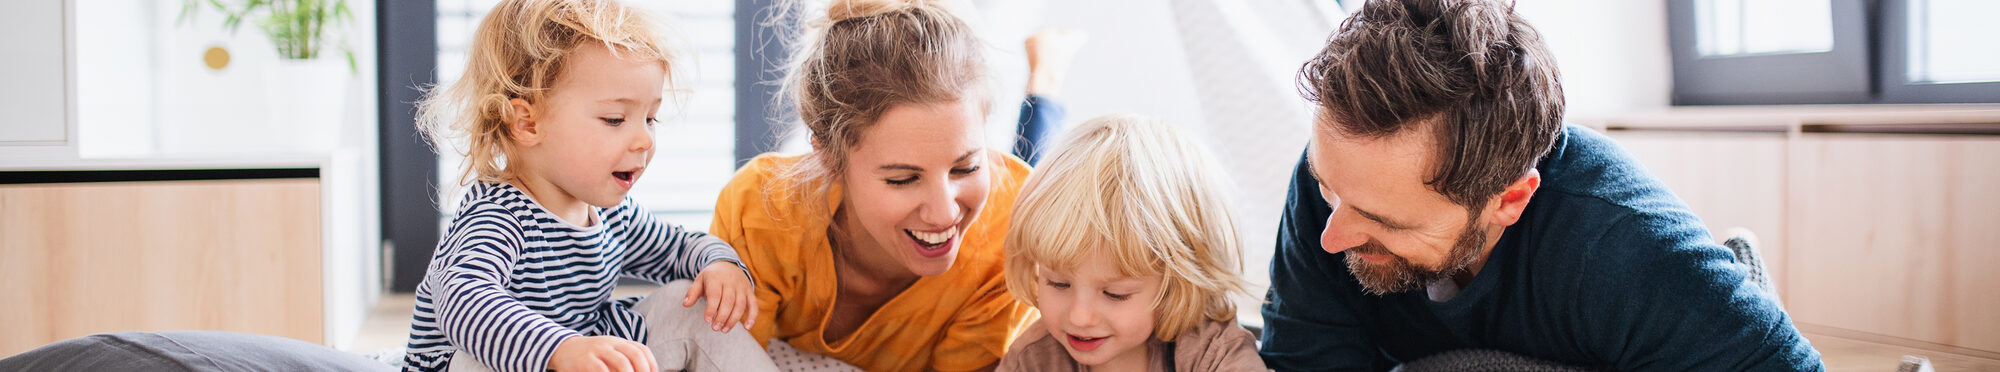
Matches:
[0,172,324,356]
[1583,104,2000,359]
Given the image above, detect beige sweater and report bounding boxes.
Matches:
[998,319,1270,372]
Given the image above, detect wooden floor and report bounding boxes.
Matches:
[347,292,418,354]
[1807,327,2000,372]
[347,292,2000,371]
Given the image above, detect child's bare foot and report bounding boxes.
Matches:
[1026,28,1089,99]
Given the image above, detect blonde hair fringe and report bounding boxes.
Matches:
[1003,114,1253,342]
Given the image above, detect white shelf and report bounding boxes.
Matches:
[0,153,331,172]
[1573,104,2000,133]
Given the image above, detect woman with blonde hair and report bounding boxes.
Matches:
[709,0,1042,371]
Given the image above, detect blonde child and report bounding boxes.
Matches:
[403,1,773,371]
[999,114,1269,371]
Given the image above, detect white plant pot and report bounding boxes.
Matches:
[262,58,350,153]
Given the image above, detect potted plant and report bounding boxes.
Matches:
[181,0,356,71]
[178,0,357,153]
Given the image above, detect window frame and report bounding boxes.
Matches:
[1668,0,1999,105]
[1876,0,2000,103]
[1667,0,1874,105]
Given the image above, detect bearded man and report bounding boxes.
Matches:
[1257,0,1825,370]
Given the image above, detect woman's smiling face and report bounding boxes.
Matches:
[835,99,991,277]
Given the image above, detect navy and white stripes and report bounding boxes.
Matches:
[403,182,745,372]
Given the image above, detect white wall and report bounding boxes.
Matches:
[74,0,155,156]
[1514,0,1674,116]
[0,1,70,145]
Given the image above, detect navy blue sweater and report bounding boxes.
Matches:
[1258,125,1823,371]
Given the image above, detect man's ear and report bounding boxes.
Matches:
[1486,168,1541,227]
[507,97,542,147]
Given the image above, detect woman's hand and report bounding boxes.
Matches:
[683,261,758,332]
[547,335,656,372]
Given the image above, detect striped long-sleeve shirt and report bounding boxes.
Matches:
[403,182,746,372]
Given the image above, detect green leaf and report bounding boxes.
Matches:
[333,0,351,26]
[185,0,355,61]
[177,0,199,26]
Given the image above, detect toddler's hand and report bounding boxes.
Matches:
[682,261,757,332]
[548,335,655,372]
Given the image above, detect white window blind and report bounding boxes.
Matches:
[436,0,736,231]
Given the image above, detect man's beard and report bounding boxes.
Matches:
[1345,219,1488,295]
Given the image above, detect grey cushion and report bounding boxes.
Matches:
[0,331,391,372]
[1391,349,1599,372]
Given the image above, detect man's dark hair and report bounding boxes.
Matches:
[1299,0,1565,209]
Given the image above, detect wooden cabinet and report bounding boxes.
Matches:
[1593,105,2000,357]
[0,179,323,356]
[1785,135,2000,353]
